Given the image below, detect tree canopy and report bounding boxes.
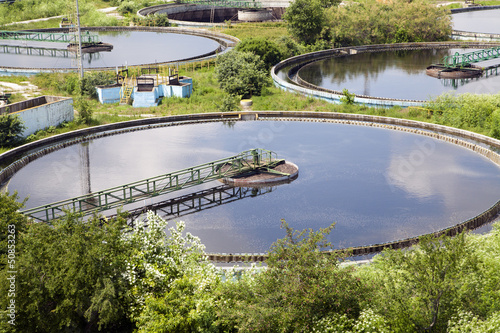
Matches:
[2,191,500,332]
[236,37,283,69]
[0,114,25,147]
[283,0,327,45]
[215,50,270,98]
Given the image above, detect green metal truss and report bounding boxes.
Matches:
[21,148,284,222]
[442,46,500,68]
[0,30,101,44]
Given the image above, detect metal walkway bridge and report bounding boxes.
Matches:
[108,184,275,225]
[0,30,101,44]
[21,148,285,222]
[442,46,500,68]
[0,44,102,59]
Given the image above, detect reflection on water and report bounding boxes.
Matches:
[452,9,500,33]
[298,48,500,100]
[7,121,500,253]
[116,185,276,224]
[0,31,221,69]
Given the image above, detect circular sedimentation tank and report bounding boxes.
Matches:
[451,6,500,40]
[272,42,500,107]
[2,112,500,260]
[0,27,237,75]
[137,2,286,27]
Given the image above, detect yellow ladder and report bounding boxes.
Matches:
[120,75,135,104]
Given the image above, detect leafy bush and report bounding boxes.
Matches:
[217,94,240,112]
[216,220,366,332]
[236,37,283,69]
[32,72,79,95]
[74,96,93,125]
[117,1,137,15]
[0,212,133,332]
[135,13,170,27]
[0,114,25,147]
[341,88,356,105]
[325,0,451,46]
[80,71,115,98]
[448,311,500,333]
[276,35,304,59]
[427,93,500,136]
[123,212,220,331]
[361,234,479,332]
[215,50,270,98]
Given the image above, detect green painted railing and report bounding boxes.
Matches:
[21,148,283,222]
[0,30,101,44]
[442,46,500,68]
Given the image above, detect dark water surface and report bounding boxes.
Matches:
[0,31,220,69]
[297,48,500,101]
[452,9,500,33]
[7,121,500,253]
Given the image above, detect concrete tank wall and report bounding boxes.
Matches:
[0,96,73,137]
[158,5,238,23]
[271,41,500,107]
[138,2,285,26]
[97,85,122,104]
[238,9,273,22]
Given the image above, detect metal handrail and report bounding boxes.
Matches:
[0,30,101,44]
[442,46,500,68]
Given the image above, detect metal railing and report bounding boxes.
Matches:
[108,184,275,224]
[0,30,101,44]
[21,148,284,222]
[442,46,500,68]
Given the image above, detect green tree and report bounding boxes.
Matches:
[0,192,28,270]
[74,95,93,125]
[363,233,479,332]
[464,223,500,318]
[325,0,451,46]
[0,114,25,147]
[216,220,365,332]
[236,37,283,69]
[283,0,327,45]
[215,50,270,98]
[124,212,221,332]
[0,212,133,332]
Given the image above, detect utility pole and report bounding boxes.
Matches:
[75,0,84,79]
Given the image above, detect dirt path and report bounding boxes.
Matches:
[0,81,41,99]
